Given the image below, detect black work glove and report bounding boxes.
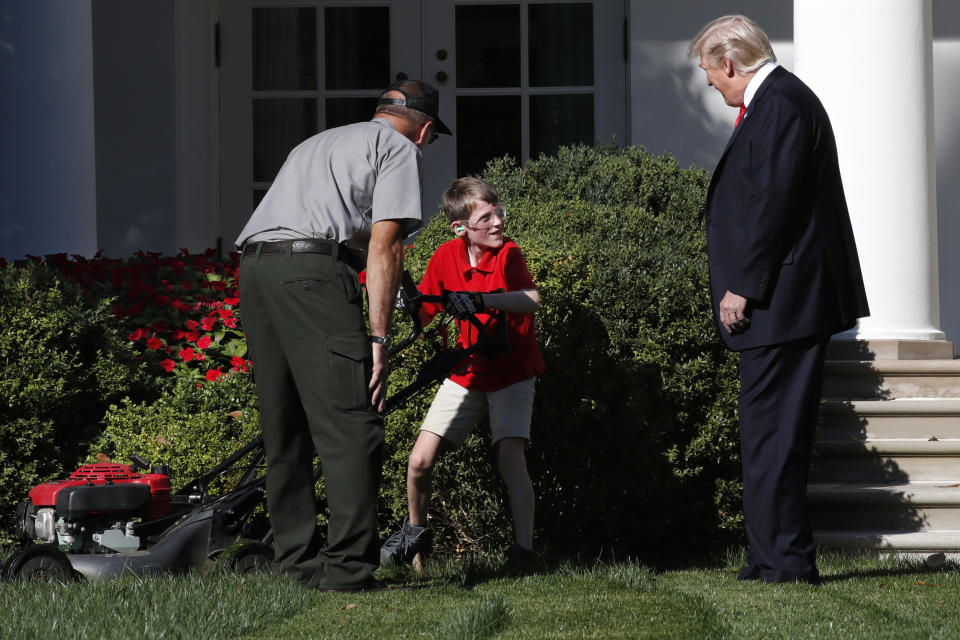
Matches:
[444,291,485,319]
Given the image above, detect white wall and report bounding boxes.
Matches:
[92,0,177,257]
[933,1,960,352]
[0,0,97,260]
[629,1,791,167]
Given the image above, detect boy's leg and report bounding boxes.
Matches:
[382,379,484,568]
[488,378,537,549]
[407,431,446,526]
[496,438,535,549]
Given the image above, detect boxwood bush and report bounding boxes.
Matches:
[1,143,744,561]
[0,261,155,548]
[381,144,744,558]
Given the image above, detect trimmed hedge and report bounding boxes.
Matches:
[0,262,155,547]
[1,143,744,561]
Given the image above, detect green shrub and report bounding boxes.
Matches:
[2,143,742,561]
[382,144,743,557]
[93,372,261,491]
[0,261,155,548]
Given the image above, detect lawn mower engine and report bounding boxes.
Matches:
[16,455,171,554]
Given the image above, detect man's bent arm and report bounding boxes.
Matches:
[366,219,406,410]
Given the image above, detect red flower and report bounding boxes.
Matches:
[223,316,238,329]
[185,319,200,330]
[196,335,212,350]
[230,356,249,372]
[128,328,147,342]
[146,337,164,350]
[205,368,224,382]
[179,347,196,361]
[184,331,200,342]
[358,270,366,286]
[218,308,234,320]
[154,295,171,307]
[200,316,217,331]
[160,359,176,373]
[224,297,240,306]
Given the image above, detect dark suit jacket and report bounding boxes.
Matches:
[704,66,869,351]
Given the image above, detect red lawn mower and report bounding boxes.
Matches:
[1,272,505,583]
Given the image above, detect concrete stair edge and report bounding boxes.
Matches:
[821,398,960,414]
[808,482,960,505]
[814,439,960,455]
[815,530,960,550]
[825,360,960,374]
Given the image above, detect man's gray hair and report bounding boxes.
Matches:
[374,101,431,129]
[688,15,776,76]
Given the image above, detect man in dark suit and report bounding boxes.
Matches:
[688,15,869,584]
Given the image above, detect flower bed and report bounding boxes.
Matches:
[44,250,249,384]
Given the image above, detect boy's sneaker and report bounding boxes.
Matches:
[380,516,432,567]
[502,543,540,575]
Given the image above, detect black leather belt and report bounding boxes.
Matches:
[242,239,364,270]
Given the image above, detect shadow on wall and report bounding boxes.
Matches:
[934,38,960,356]
[630,41,795,170]
[810,340,926,547]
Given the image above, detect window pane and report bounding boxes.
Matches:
[529,3,593,87]
[253,99,318,182]
[254,189,268,210]
[530,94,594,159]
[325,7,390,90]
[326,97,379,130]
[252,7,317,91]
[457,95,521,176]
[456,4,521,88]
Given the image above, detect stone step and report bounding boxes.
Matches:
[827,340,956,361]
[808,482,960,530]
[819,398,960,440]
[810,443,960,482]
[822,359,960,399]
[815,530,960,552]
[815,438,960,455]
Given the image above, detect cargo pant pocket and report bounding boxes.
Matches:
[327,332,372,411]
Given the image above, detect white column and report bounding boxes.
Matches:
[0,0,97,260]
[795,0,942,340]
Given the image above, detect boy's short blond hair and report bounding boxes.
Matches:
[441,177,500,223]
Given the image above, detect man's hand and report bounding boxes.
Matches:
[369,342,390,411]
[366,219,406,411]
[444,291,485,319]
[719,290,751,335]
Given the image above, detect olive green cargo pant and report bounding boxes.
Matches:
[239,247,382,590]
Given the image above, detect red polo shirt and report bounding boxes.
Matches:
[419,237,545,392]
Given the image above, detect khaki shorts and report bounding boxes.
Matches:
[420,377,536,447]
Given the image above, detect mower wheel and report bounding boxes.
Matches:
[224,541,275,575]
[3,544,76,584]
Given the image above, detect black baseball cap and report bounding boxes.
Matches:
[378,80,452,135]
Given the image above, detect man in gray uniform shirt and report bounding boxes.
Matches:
[235,80,451,591]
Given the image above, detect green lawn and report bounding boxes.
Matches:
[2,552,957,639]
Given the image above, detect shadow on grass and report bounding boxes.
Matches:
[381,551,661,592]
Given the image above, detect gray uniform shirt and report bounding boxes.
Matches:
[235,118,424,251]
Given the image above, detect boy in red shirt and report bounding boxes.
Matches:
[381,177,545,569]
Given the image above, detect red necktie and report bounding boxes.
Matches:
[735,104,747,128]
